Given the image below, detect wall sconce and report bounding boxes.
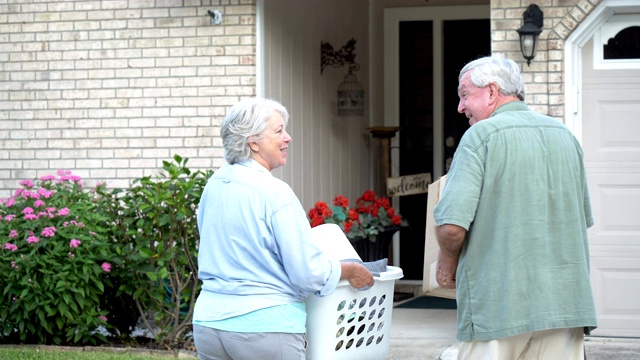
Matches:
[321,38,364,117]
[517,4,543,66]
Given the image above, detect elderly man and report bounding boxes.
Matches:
[434,56,597,360]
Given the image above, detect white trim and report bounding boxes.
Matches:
[564,0,640,144]
[256,0,265,97]
[593,14,640,69]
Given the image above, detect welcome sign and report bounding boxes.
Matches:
[386,172,432,197]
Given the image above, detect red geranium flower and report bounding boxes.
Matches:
[308,190,408,242]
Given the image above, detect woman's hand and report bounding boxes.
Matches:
[340,262,375,290]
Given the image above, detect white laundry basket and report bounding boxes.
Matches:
[306,224,404,359]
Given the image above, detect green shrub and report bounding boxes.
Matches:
[0,171,115,345]
[110,155,212,349]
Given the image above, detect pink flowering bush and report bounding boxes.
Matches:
[0,170,115,345]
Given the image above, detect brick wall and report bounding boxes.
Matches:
[490,0,602,120]
[0,0,257,197]
[1,0,605,198]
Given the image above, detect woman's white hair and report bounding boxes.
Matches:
[459,56,526,101]
[220,97,289,164]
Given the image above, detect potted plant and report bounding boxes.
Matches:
[307,190,409,261]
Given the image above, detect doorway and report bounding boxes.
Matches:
[384,6,490,281]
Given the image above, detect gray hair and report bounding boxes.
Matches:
[459,57,525,101]
[220,97,289,164]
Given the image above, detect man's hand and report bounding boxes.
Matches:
[435,224,466,289]
[436,252,457,289]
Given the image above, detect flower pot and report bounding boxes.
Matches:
[351,228,399,262]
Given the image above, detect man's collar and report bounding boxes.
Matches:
[490,100,529,118]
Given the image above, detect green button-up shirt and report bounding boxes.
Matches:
[434,101,597,341]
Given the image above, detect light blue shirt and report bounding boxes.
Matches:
[193,159,342,331]
[434,101,597,341]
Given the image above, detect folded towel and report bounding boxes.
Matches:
[363,258,388,275]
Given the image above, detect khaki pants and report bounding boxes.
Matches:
[457,328,584,360]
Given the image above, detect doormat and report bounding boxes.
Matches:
[394,296,457,309]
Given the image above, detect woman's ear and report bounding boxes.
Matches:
[248,140,259,152]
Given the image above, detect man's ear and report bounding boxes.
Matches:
[487,83,500,103]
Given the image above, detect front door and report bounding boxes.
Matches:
[383,6,490,280]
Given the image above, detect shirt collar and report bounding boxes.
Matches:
[237,158,272,176]
[489,101,530,118]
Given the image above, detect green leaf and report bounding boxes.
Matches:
[140,247,154,259]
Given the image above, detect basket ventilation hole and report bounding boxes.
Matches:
[358,311,366,322]
[337,300,346,311]
[347,325,355,336]
[348,298,357,310]
[367,323,375,333]
[377,320,385,331]
[366,335,374,346]
[356,337,364,347]
[369,296,377,307]
[368,309,377,320]
[357,324,365,335]
[335,340,343,351]
[336,314,345,325]
[368,309,376,320]
[336,327,344,338]
[359,298,367,308]
[347,312,356,323]
[376,334,384,344]
[346,338,354,349]
[378,294,386,305]
[378,307,386,318]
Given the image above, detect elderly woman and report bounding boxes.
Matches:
[192,97,374,360]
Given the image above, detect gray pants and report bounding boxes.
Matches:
[193,324,307,360]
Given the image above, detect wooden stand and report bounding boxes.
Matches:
[367,126,400,266]
[367,126,400,196]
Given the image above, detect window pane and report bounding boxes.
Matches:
[604,26,640,59]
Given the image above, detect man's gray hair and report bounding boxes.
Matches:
[459,57,525,101]
[220,97,289,164]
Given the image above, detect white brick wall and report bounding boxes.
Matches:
[0,0,256,197]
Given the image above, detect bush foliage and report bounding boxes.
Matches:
[107,155,212,349]
[0,171,114,345]
[0,156,212,350]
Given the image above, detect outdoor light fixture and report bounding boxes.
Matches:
[321,38,364,117]
[517,4,543,66]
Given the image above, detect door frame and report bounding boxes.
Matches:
[564,0,640,144]
[565,0,640,337]
[383,5,490,273]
